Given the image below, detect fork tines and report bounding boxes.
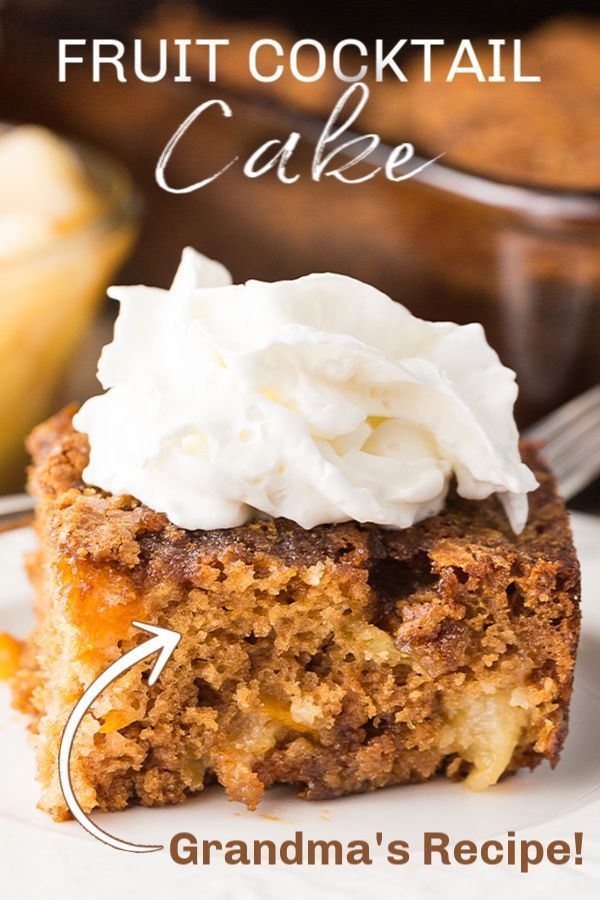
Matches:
[524,385,600,501]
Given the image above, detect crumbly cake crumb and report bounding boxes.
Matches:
[14,408,580,820]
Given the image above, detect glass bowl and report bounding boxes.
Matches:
[0,127,138,491]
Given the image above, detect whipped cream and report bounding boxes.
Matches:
[74,248,537,533]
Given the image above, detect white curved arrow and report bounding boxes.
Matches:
[58,621,181,853]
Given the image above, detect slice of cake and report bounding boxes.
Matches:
[13,250,580,821]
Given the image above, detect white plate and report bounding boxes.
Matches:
[1,516,599,899]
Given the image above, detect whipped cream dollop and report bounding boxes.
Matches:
[74,248,537,533]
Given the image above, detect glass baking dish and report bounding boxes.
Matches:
[357,144,600,426]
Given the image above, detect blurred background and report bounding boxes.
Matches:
[0,0,598,503]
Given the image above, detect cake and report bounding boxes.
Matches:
[12,250,580,821]
[365,16,600,191]
[14,408,580,821]
[145,6,600,191]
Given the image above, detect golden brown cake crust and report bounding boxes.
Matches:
[17,408,581,820]
[27,405,578,577]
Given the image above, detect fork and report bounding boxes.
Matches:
[524,384,600,501]
[0,386,598,525]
